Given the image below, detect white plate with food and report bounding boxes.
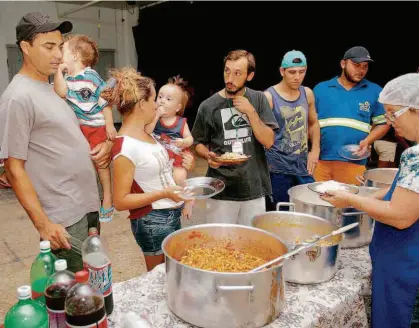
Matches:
[308,180,360,195]
[212,152,251,165]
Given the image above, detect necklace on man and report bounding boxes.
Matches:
[226,88,247,154]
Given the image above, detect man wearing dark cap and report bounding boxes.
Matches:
[0,13,113,272]
[313,46,390,185]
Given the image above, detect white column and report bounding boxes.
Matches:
[117,8,138,69]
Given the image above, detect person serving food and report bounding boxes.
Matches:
[320,73,419,328]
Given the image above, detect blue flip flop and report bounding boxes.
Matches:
[99,206,114,223]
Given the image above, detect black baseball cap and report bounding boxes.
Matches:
[343,46,374,63]
[16,12,73,45]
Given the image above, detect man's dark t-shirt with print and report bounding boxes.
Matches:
[192,87,278,201]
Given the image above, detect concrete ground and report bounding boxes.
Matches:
[0,158,209,321]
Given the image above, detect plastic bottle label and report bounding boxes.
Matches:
[32,290,44,300]
[66,315,108,328]
[47,307,66,328]
[32,277,48,303]
[85,263,112,297]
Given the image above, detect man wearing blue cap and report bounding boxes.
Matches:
[313,46,390,185]
[264,50,320,209]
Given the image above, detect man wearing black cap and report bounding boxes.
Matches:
[0,13,113,272]
[313,46,390,185]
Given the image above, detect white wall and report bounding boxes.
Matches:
[0,1,140,122]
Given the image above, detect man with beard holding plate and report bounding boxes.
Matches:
[191,49,278,226]
[313,46,390,185]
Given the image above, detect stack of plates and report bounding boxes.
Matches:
[308,182,360,195]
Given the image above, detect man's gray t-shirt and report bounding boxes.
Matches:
[192,87,278,201]
[0,74,100,227]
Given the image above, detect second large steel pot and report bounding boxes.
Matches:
[288,184,377,248]
[162,223,289,328]
[358,168,398,188]
[252,205,342,284]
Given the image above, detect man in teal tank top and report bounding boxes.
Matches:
[264,50,321,210]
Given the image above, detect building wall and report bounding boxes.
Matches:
[0,1,139,122]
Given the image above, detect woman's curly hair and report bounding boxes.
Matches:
[167,75,190,117]
[101,67,155,116]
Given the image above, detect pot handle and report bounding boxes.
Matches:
[276,202,295,212]
[342,211,366,216]
[215,285,254,302]
[217,285,254,292]
[356,175,366,186]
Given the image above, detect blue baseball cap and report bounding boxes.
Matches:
[281,50,307,68]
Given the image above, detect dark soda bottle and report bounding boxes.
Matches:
[65,270,108,328]
[82,227,113,315]
[45,259,76,328]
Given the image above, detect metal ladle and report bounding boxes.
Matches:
[249,222,359,273]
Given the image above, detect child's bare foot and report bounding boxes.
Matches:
[0,172,11,189]
[182,200,194,220]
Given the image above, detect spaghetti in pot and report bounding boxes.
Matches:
[179,244,267,272]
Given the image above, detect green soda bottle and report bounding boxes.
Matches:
[30,241,57,304]
[4,285,48,328]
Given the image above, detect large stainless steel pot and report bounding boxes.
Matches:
[162,223,289,328]
[358,168,398,188]
[288,184,377,248]
[252,205,342,284]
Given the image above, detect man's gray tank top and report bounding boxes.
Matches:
[265,86,310,176]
